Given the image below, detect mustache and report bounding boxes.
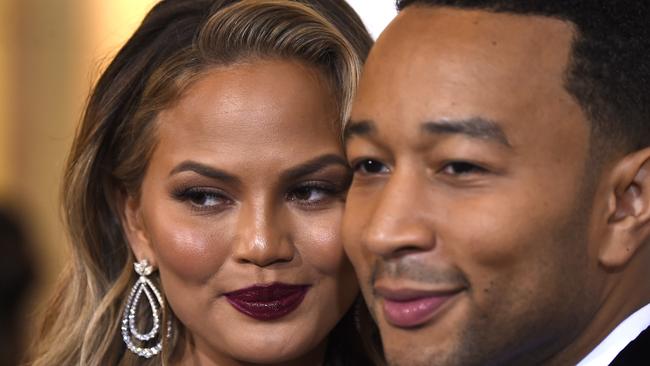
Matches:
[370,257,469,288]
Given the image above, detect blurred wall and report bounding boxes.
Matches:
[0,0,156,336]
[0,1,13,201]
[347,0,397,39]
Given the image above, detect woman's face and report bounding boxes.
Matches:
[124,59,358,365]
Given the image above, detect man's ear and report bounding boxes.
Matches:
[121,191,157,267]
[601,147,650,269]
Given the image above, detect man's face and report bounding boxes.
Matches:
[343,7,607,366]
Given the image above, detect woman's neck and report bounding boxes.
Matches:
[171,332,328,366]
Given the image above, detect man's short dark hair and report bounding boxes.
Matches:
[397,1,650,155]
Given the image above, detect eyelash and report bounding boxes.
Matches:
[172,187,233,212]
[172,181,345,213]
[286,181,344,207]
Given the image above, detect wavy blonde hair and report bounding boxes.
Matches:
[27,1,373,365]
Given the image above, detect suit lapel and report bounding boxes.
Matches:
[609,326,650,365]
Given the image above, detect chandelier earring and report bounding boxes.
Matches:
[121,259,172,358]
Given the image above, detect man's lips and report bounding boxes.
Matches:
[375,285,464,328]
[224,283,310,321]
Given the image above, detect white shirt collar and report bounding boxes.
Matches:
[577,302,650,366]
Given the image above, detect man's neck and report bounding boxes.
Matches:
[544,263,650,365]
[578,302,650,365]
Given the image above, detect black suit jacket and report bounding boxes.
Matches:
[609,326,650,365]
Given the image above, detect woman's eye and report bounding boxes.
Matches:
[287,185,335,204]
[188,192,223,207]
[441,161,487,176]
[353,159,389,175]
[174,188,230,210]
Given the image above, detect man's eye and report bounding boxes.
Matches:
[441,162,487,175]
[353,159,389,175]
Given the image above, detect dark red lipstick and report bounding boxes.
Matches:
[224,283,310,321]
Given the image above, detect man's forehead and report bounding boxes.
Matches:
[381,5,575,48]
[352,6,577,130]
[366,6,576,80]
[348,5,588,154]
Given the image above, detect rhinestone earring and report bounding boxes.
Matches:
[121,259,171,358]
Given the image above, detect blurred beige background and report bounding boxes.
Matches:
[0,0,157,332]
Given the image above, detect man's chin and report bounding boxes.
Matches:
[382,340,455,366]
[375,317,455,366]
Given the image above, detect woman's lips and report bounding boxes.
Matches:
[224,283,310,321]
[377,286,463,328]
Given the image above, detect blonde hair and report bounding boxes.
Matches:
[27,0,372,365]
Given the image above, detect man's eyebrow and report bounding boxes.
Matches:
[279,154,349,182]
[169,161,241,185]
[422,117,511,147]
[343,120,376,142]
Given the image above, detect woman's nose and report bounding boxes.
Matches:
[231,199,294,267]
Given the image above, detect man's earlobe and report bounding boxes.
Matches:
[121,192,157,266]
[601,148,650,268]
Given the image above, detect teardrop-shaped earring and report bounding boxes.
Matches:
[121,259,172,358]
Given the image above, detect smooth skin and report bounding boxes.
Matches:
[343,6,650,366]
[123,59,358,366]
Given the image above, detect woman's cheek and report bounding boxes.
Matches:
[292,209,348,275]
[148,214,233,282]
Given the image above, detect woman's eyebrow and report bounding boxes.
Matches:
[280,154,349,182]
[169,161,241,185]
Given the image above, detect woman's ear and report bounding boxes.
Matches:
[601,147,650,268]
[121,191,157,267]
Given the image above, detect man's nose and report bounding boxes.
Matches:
[361,170,436,259]
[232,199,294,267]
